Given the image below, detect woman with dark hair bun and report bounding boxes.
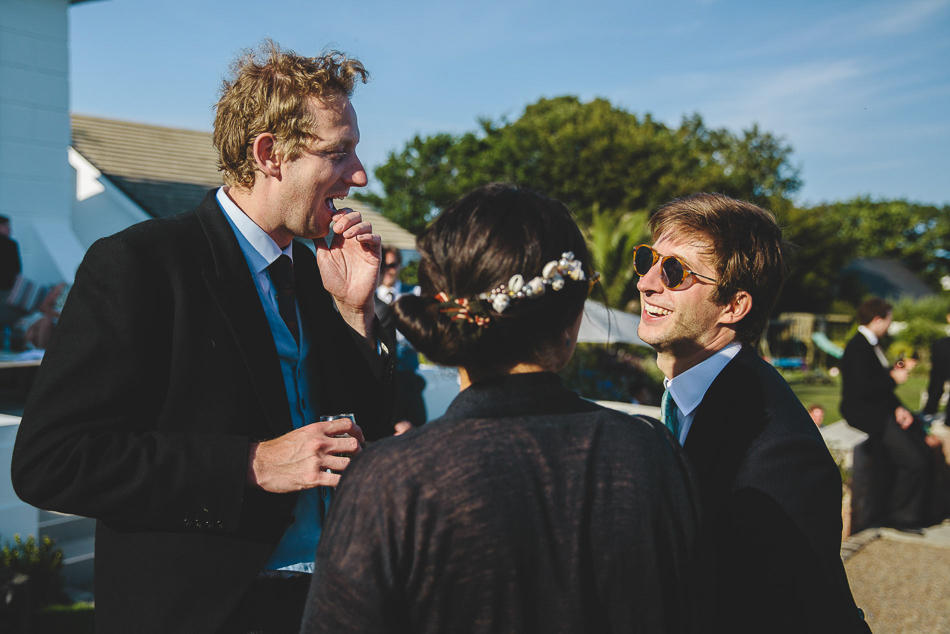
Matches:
[303,184,700,633]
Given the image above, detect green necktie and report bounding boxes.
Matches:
[661,388,680,440]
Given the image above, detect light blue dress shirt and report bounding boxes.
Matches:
[216,187,325,573]
[663,341,742,446]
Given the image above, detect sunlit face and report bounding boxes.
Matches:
[381,252,401,287]
[269,96,367,245]
[636,232,736,373]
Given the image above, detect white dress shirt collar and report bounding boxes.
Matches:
[858,325,891,368]
[857,325,879,346]
[665,341,743,418]
[377,284,398,304]
[216,187,291,272]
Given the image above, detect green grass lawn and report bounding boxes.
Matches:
[784,370,930,425]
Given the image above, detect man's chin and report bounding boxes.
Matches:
[637,324,664,348]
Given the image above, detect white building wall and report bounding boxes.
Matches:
[0,0,81,284]
[69,147,150,247]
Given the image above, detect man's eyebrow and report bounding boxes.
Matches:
[313,137,357,152]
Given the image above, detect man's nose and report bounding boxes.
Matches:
[346,154,368,188]
[636,259,664,293]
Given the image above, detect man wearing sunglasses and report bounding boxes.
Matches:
[635,193,869,633]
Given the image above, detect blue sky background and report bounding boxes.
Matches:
[69,0,950,207]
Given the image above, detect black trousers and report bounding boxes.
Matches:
[879,416,933,527]
[218,574,313,634]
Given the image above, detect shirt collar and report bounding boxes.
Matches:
[664,341,743,416]
[216,187,292,274]
[857,325,879,346]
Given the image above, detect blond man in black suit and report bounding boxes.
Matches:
[12,42,393,633]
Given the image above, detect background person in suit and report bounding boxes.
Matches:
[924,310,950,419]
[0,215,21,291]
[635,193,868,633]
[840,297,934,533]
[12,41,393,634]
[0,214,23,333]
[374,245,426,431]
[374,245,414,342]
[303,184,701,633]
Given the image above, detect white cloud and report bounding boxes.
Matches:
[863,0,950,36]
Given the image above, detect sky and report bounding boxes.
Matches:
[69,0,950,208]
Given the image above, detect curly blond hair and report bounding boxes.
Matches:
[213,39,368,189]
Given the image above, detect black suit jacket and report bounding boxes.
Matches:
[840,332,901,436]
[373,294,397,345]
[11,190,394,633]
[925,336,950,416]
[684,346,867,633]
[0,234,21,290]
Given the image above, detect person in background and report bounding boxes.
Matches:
[840,297,934,534]
[924,309,950,420]
[374,245,416,334]
[375,245,426,431]
[0,215,23,335]
[12,41,393,634]
[808,403,826,427]
[303,183,701,633]
[0,215,21,291]
[635,193,869,632]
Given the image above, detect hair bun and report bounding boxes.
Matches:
[393,293,465,366]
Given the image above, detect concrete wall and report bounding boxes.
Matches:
[0,0,85,284]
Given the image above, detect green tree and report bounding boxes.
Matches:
[776,198,950,313]
[819,198,950,288]
[775,205,861,313]
[584,206,651,310]
[359,96,801,232]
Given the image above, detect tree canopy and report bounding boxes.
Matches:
[776,198,950,312]
[357,96,801,235]
[362,95,948,313]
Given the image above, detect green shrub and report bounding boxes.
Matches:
[400,259,419,287]
[0,534,68,607]
[891,295,950,324]
[889,317,947,364]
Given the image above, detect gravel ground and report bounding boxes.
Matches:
[845,534,950,633]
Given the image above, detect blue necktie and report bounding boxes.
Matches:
[661,388,680,440]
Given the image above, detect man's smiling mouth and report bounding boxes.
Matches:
[644,303,672,317]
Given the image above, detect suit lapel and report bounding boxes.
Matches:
[195,191,292,437]
[683,347,755,478]
[684,371,734,478]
